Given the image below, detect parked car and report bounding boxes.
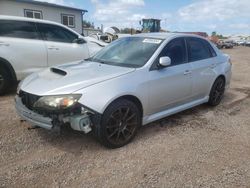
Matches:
[0,16,106,94]
[217,40,233,49]
[15,33,232,148]
[235,40,246,46]
[246,41,250,47]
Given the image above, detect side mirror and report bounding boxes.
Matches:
[158,56,171,68]
[73,38,86,44]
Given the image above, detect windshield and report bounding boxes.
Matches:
[90,37,163,68]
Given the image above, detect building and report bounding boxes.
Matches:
[0,0,87,34]
[178,32,208,38]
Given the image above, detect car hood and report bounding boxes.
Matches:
[20,61,135,95]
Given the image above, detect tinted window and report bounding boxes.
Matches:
[0,20,39,39]
[203,40,217,57]
[159,38,187,66]
[37,23,78,43]
[187,38,211,62]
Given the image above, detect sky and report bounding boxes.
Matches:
[37,0,250,35]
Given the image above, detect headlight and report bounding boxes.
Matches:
[33,94,82,111]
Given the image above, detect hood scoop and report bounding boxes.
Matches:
[50,68,67,76]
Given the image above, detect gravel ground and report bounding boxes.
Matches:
[1,46,250,188]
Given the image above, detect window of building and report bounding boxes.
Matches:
[24,9,42,19]
[61,14,75,28]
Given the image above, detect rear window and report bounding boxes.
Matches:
[0,20,40,39]
[203,40,217,57]
[187,37,212,62]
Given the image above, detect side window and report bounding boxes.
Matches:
[187,38,212,62]
[159,38,187,66]
[203,40,217,57]
[37,23,78,43]
[0,20,39,39]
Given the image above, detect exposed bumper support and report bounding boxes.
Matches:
[15,96,94,133]
[15,96,53,130]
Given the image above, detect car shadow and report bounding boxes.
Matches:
[34,103,212,153]
[1,83,18,97]
[23,88,246,152]
[35,126,103,154]
[137,104,211,140]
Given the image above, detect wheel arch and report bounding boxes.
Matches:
[0,57,17,83]
[105,95,144,117]
[217,74,226,82]
[209,74,226,94]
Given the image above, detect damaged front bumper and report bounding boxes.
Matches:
[15,96,99,133]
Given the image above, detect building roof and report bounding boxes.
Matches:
[16,0,88,13]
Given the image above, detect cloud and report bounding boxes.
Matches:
[91,0,145,28]
[178,0,250,22]
[229,23,250,29]
[34,0,76,7]
[169,0,250,34]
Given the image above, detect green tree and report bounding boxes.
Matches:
[83,20,94,28]
[212,31,217,36]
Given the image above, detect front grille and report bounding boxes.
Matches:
[19,90,41,110]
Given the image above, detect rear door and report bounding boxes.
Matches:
[148,37,192,115]
[186,37,218,99]
[0,20,47,80]
[37,23,89,66]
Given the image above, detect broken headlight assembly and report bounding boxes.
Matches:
[33,94,82,111]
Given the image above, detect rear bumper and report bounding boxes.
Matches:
[15,96,53,130]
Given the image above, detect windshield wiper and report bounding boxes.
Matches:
[84,57,92,61]
[91,58,107,64]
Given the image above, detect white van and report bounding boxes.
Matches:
[0,15,106,94]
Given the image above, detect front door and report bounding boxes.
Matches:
[37,23,89,67]
[148,37,192,115]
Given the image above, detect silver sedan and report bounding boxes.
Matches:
[16,33,232,148]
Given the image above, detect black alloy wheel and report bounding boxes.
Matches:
[208,77,225,106]
[97,99,141,148]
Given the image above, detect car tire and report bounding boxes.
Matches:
[208,77,225,106]
[96,99,141,148]
[0,67,11,95]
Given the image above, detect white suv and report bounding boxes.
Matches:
[16,33,232,148]
[0,16,105,94]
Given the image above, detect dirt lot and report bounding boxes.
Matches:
[1,46,250,188]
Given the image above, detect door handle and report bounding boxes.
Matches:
[184,70,192,75]
[48,46,59,50]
